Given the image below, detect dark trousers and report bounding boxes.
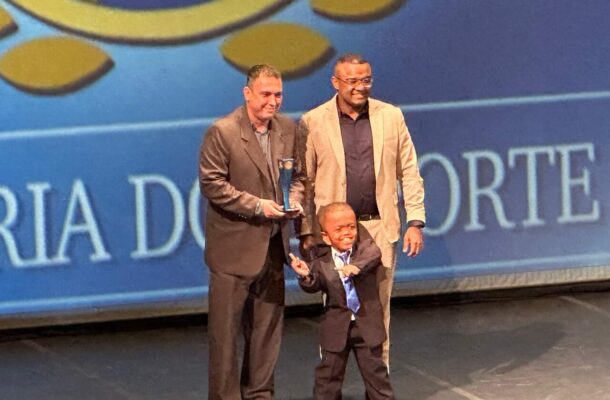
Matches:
[314,320,394,400]
[208,234,285,400]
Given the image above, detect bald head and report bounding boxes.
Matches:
[318,202,356,232]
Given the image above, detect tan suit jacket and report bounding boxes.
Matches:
[298,96,425,243]
[199,106,303,277]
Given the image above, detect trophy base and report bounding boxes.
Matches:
[283,207,298,212]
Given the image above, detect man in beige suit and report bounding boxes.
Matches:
[298,53,426,365]
[199,64,303,399]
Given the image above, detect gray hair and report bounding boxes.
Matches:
[246,64,282,87]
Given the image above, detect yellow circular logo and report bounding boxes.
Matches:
[7,0,287,43]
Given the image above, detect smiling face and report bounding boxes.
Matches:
[320,206,358,252]
[243,74,283,128]
[332,61,372,115]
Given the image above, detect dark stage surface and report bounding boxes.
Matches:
[1,286,610,400]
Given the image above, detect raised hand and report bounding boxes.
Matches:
[289,253,310,277]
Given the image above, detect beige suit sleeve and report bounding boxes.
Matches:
[297,116,317,236]
[396,111,426,224]
[288,121,306,210]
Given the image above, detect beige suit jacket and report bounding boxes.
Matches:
[199,106,304,277]
[298,96,425,243]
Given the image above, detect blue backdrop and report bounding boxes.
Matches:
[1,0,609,325]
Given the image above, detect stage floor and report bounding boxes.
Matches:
[1,287,610,400]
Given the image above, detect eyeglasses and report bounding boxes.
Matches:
[333,75,373,87]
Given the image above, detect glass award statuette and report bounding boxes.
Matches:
[278,158,297,211]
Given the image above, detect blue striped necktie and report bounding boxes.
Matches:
[337,251,360,314]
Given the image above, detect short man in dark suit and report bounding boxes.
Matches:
[290,202,394,400]
[199,64,304,400]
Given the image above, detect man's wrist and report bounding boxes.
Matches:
[255,199,263,217]
[407,220,425,229]
[297,272,312,281]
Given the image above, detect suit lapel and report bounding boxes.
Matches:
[239,108,273,186]
[269,120,284,200]
[369,99,384,179]
[325,97,347,180]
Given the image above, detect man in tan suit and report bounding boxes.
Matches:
[199,64,303,400]
[298,53,426,365]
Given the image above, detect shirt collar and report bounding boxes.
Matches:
[245,106,273,134]
[335,97,369,120]
[331,247,352,263]
[251,123,271,135]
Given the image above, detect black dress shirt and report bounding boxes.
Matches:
[338,104,379,218]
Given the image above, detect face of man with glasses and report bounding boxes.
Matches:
[332,61,373,115]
